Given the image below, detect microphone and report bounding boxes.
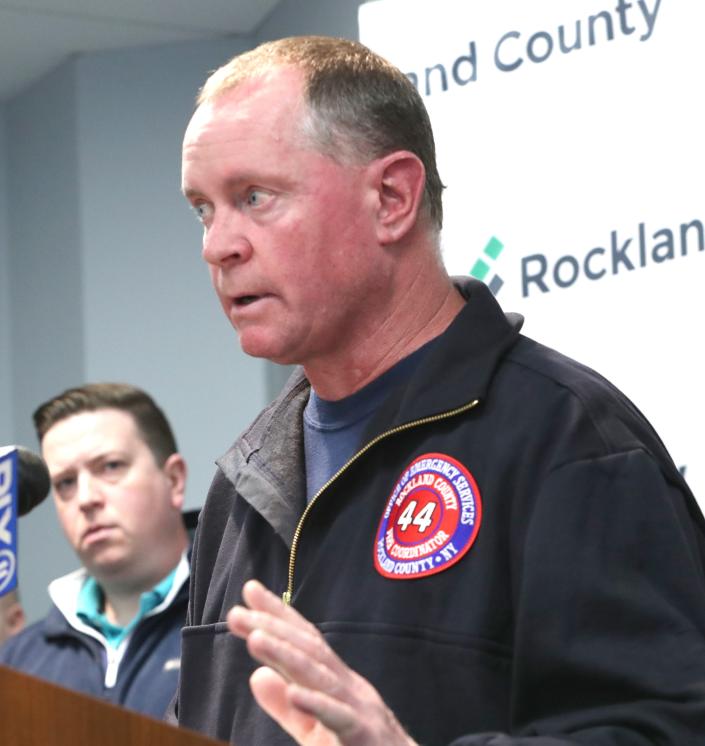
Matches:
[15,446,51,517]
[0,446,51,597]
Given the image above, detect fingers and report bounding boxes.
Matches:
[244,579,320,634]
[249,667,320,744]
[287,683,362,738]
[227,580,315,640]
[250,667,363,745]
[229,608,345,696]
[228,581,418,746]
[227,580,349,685]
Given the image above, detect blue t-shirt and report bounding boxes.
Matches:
[303,342,433,501]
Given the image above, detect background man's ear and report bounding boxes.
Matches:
[163,453,187,510]
[373,151,426,245]
[8,601,26,636]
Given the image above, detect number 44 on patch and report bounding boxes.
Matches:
[397,500,436,533]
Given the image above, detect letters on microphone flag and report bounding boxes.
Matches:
[0,446,19,597]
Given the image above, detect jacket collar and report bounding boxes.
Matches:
[369,277,523,433]
[216,374,309,546]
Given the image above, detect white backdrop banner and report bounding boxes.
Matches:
[359,0,704,506]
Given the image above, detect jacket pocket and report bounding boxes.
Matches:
[319,620,512,746]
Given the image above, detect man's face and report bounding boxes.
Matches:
[42,409,184,587]
[0,592,24,644]
[181,66,393,367]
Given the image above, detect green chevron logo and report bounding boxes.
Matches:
[469,236,505,295]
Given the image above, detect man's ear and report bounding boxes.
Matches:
[371,151,426,245]
[163,453,187,511]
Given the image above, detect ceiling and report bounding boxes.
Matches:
[0,0,283,101]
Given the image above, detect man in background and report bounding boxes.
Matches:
[0,589,25,644]
[175,36,705,746]
[0,383,189,719]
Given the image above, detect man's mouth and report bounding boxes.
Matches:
[82,524,116,544]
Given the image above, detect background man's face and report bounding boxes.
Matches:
[0,592,24,643]
[182,66,395,368]
[42,408,183,587]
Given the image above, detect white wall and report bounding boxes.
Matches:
[256,0,361,41]
[6,62,85,450]
[0,105,11,446]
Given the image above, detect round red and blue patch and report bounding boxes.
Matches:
[374,453,482,580]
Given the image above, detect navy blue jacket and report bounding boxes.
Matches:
[174,279,705,744]
[0,575,187,719]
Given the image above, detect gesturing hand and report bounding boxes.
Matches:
[227,580,417,746]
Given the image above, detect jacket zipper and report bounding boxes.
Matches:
[104,640,128,688]
[282,398,480,605]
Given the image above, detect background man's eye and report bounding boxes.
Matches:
[54,477,76,497]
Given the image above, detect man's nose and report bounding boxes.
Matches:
[76,473,104,510]
[201,213,253,266]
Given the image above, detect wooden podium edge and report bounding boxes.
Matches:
[0,664,227,746]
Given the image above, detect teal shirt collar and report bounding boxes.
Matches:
[76,566,177,649]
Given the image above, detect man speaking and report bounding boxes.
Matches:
[174,36,705,745]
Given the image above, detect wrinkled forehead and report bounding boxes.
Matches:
[183,66,308,149]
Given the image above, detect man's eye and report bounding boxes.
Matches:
[54,477,76,496]
[103,460,125,473]
[192,203,212,222]
[246,190,268,207]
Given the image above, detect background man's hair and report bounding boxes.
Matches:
[33,382,178,466]
[198,36,444,230]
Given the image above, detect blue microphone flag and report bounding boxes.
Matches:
[0,446,19,597]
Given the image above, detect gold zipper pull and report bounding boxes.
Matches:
[282,590,292,606]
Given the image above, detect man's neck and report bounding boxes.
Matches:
[305,267,464,401]
[97,543,185,628]
[102,590,142,628]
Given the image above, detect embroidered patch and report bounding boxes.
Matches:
[374,453,482,580]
